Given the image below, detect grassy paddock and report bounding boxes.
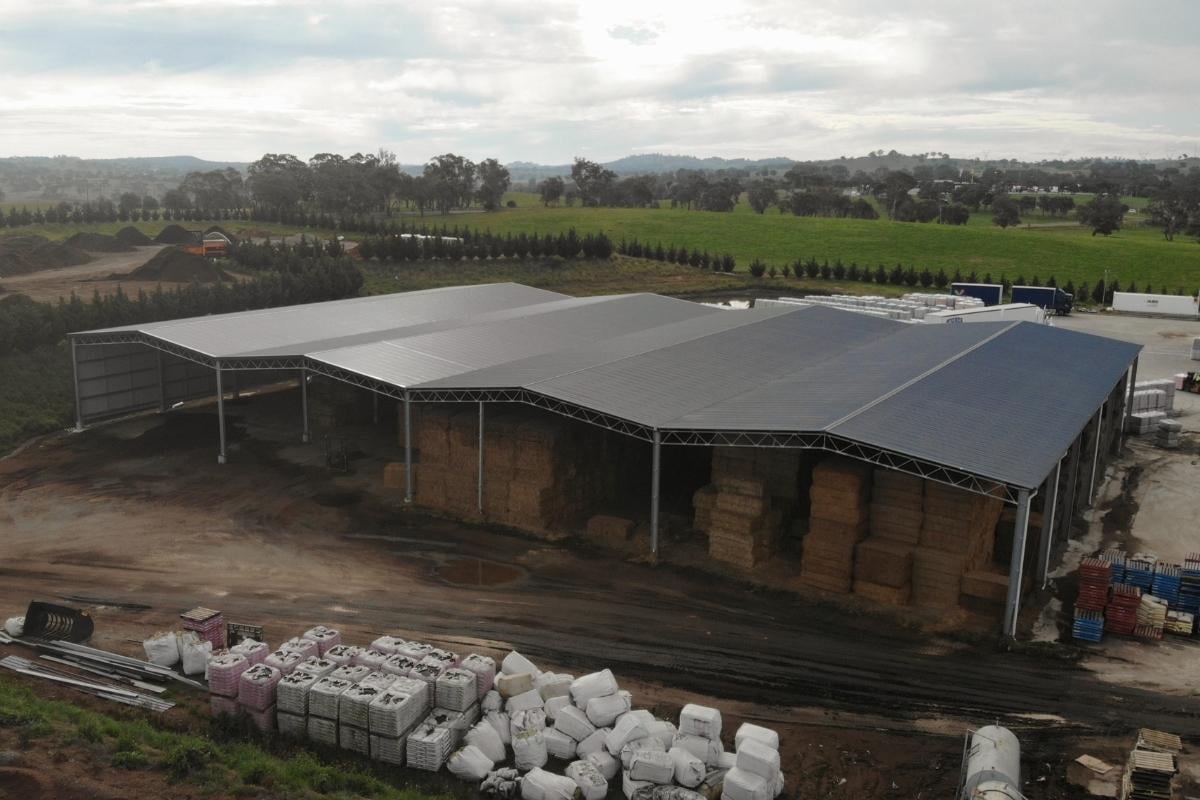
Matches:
[0,675,450,799]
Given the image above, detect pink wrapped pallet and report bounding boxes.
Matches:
[461,654,496,698]
[238,664,282,712]
[264,648,305,676]
[180,607,226,651]
[208,652,249,698]
[231,638,269,666]
[281,637,319,660]
[302,625,342,655]
[210,694,239,718]
[371,635,407,654]
[354,648,389,671]
[325,644,363,666]
[244,704,276,733]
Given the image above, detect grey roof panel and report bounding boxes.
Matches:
[533,306,901,426]
[828,322,1142,487]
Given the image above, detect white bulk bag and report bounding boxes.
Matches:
[544,726,578,760]
[501,651,542,678]
[621,738,665,770]
[606,712,650,755]
[773,771,786,798]
[628,748,675,784]
[570,669,618,709]
[510,708,547,737]
[448,745,495,782]
[735,740,780,781]
[669,746,706,788]
[537,672,574,700]
[4,617,24,637]
[646,720,676,750]
[520,767,579,800]
[496,672,536,698]
[556,706,597,741]
[466,720,507,763]
[576,728,609,758]
[678,704,721,741]
[545,695,571,721]
[734,722,779,752]
[507,688,545,714]
[585,692,630,727]
[671,733,723,767]
[482,689,504,713]
[721,767,772,800]
[513,729,548,772]
[485,710,512,745]
[586,750,619,781]
[565,759,609,800]
[622,771,651,800]
[143,631,180,667]
[178,632,212,676]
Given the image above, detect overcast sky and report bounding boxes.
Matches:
[1,0,1197,164]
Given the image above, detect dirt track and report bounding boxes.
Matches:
[1,399,1196,798]
[0,245,166,301]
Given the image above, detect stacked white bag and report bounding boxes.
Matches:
[722,725,785,800]
[673,704,724,768]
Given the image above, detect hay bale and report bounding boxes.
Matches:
[853,538,914,588]
[383,462,408,491]
[586,515,634,546]
[911,547,968,607]
[853,580,910,605]
[960,569,1010,603]
[812,457,872,493]
[713,476,765,498]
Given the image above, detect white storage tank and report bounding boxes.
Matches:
[960,725,1021,800]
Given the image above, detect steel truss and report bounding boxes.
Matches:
[304,361,406,401]
[71,332,216,369]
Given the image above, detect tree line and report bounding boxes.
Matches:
[0,245,362,358]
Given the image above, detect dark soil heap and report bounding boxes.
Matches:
[114,226,153,246]
[128,247,229,283]
[65,232,134,252]
[153,224,199,245]
[0,234,91,276]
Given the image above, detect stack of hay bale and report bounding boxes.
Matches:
[912,483,1003,608]
[699,447,804,571]
[799,458,872,593]
[852,470,923,605]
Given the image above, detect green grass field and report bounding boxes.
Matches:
[478,200,1199,291]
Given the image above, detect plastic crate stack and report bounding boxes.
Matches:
[1179,554,1200,614]
[1106,584,1141,636]
[1076,558,1112,612]
[1072,609,1105,643]
[180,607,226,651]
[1124,554,1157,592]
[1099,549,1127,585]
[1151,565,1182,607]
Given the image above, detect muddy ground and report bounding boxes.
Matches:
[0,245,169,302]
[2,391,1197,799]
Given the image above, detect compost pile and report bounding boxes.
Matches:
[153,224,198,245]
[65,231,134,252]
[128,247,228,283]
[114,226,153,246]
[0,234,91,276]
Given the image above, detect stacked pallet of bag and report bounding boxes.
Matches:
[339,673,397,756]
[368,677,430,765]
[799,458,871,593]
[913,483,1003,608]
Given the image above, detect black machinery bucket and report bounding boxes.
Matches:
[23,601,94,643]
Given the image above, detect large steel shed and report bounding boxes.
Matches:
[69,283,1142,636]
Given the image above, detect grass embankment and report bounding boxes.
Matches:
[467,204,1200,291]
[360,255,902,299]
[0,675,450,800]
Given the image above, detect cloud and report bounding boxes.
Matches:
[0,0,1196,162]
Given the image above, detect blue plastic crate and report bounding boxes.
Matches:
[1072,609,1105,643]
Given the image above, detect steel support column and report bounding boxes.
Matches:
[1059,436,1082,543]
[477,401,484,512]
[156,349,166,412]
[216,361,227,465]
[1003,488,1032,638]
[70,339,84,431]
[1036,459,1062,587]
[300,369,310,444]
[1121,358,1139,451]
[650,430,661,556]
[373,393,380,425]
[403,397,413,504]
[1087,406,1104,504]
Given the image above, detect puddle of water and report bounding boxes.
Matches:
[435,558,523,587]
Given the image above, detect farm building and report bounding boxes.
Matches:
[67,283,1141,635]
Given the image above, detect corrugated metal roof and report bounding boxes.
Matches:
[75,284,1141,490]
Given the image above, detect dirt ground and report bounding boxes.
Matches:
[0,245,170,302]
[2,383,1198,800]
